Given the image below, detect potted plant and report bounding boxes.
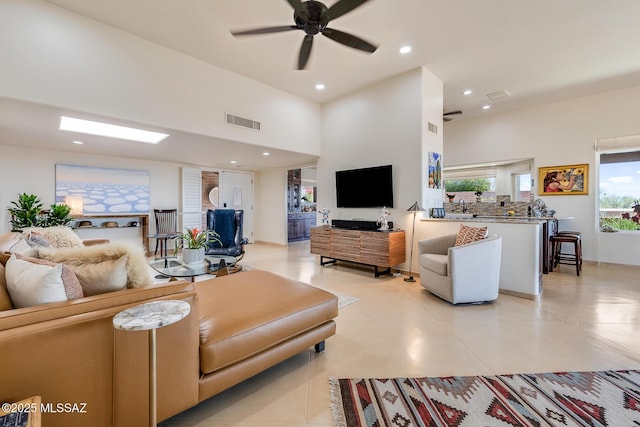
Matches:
[42,203,73,227]
[446,193,455,203]
[8,193,44,231]
[474,190,483,202]
[174,228,221,264]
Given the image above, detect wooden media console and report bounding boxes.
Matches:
[310,226,405,277]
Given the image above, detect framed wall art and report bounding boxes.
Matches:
[428,152,442,189]
[55,164,150,214]
[538,164,588,195]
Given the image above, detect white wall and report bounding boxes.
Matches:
[445,84,640,265]
[319,68,443,271]
[254,168,288,245]
[0,0,322,156]
[0,144,181,234]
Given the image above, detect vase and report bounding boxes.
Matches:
[182,247,205,264]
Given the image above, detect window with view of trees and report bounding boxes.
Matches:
[599,151,640,231]
[444,177,496,201]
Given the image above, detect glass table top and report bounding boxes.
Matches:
[149,255,237,279]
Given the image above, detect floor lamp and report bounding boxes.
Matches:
[404,201,423,282]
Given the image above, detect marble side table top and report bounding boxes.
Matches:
[113,300,191,331]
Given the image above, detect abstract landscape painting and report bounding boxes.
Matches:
[55,164,150,214]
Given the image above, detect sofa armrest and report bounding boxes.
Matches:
[0,281,199,427]
[418,234,456,256]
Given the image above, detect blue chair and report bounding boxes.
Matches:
[205,209,248,258]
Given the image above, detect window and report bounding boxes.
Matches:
[444,174,496,202]
[599,151,640,231]
[513,173,532,202]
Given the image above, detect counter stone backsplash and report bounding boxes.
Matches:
[445,196,534,217]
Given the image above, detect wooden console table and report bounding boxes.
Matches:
[310,226,405,277]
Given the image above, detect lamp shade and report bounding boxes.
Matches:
[406,201,423,212]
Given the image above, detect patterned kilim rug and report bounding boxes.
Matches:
[330,370,640,426]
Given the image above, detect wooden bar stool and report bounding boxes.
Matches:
[550,233,582,276]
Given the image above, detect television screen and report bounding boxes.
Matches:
[335,165,393,208]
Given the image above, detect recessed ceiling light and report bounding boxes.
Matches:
[72,140,84,145]
[230,160,237,164]
[315,83,325,90]
[59,116,169,144]
[262,152,270,156]
[482,105,491,110]
[399,45,412,54]
[462,89,472,95]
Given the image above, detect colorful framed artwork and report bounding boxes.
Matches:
[538,164,588,195]
[428,152,442,189]
[55,164,150,214]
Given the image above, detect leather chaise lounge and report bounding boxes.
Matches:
[0,231,339,427]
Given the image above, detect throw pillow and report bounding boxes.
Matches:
[22,226,84,248]
[8,238,37,257]
[68,255,129,296]
[24,231,52,248]
[37,242,151,291]
[5,254,67,308]
[454,224,488,247]
[14,254,84,300]
[0,233,23,253]
[0,263,14,311]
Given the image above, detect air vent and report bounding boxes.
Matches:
[225,113,261,131]
[487,90,511,101]
[427,122,438,135]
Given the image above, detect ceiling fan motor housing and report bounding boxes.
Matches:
[295,1,329,35]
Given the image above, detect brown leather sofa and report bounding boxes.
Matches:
[0,233,338,427]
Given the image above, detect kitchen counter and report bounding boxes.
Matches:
[419,218,550,300]
[425,215,555,224]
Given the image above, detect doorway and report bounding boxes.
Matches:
[287,167,317,242]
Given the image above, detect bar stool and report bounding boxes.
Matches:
[550,232,582,276]
[556,231,583,269]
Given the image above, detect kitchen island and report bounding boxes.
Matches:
[421,216,556,300]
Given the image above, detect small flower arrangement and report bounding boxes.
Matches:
[474,190,484,197]
[174,228,221,254]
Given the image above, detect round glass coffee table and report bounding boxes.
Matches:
[149,255,238,282]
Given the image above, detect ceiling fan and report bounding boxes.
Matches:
[443,110,463,122]
[230,0,378,70]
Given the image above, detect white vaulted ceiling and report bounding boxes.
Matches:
[4,0,640,170]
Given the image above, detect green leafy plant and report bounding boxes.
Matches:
[173,228,221,254]
[8,194,75,231]
[444,179,491,193]
[600,217,640,231]
[43,203,73,227]
[8,193,44,231]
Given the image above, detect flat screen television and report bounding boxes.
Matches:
[335,165,393,208]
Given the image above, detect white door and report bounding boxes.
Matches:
[220,171,254,243]
[181,166,202,230]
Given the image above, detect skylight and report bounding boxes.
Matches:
[59,116,169,144]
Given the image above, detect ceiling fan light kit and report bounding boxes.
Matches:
[231,0,378,70]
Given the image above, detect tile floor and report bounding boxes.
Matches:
[160,241,640,426]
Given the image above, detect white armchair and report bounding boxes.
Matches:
[418,233,502,304]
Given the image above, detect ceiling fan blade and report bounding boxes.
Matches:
[321,27,377,53]
[287,0,310,23]
[298,35,314,70]
[323,0,370,22]
[444,117,453,122]
[231,25,298,36]
[443,110,463,116]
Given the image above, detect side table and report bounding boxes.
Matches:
[113,300,191,426]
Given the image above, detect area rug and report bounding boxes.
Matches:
[330,370,640,426]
